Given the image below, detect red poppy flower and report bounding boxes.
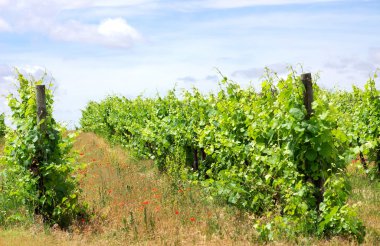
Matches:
[190,217,196,222]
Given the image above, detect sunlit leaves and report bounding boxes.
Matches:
[80,70,365,241]
[0,71,83,228]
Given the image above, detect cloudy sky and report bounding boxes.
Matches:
[0,0,379,127]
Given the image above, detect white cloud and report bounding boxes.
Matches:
[176,76,197,84]
[1,0,87,9]
[50,18,142,48]
[0,1,143,48]
[68,0,341,11]
[0,65,49,92]
[324,54,378,74]
[98,18,142,46]
[50,21,97,43]
[182,0,341,9]
[1,0,157,11]
[204,0,333,8]
[0,65,15,114]
[0,64,56,116]
[91,0,156,8]
[232,63,289,78]
[20,65,47,78]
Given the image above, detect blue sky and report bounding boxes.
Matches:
[0,0,379,127]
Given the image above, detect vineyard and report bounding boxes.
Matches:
[0,70,380,244]
[80,71,380,242]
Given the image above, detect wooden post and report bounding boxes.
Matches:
[35,85,47,216]
[200,148,206,161]
[360,151,367,169]
[357,137,367,169]
[36,85,47,132]
[193,149,199,171]
[301,73,313,119]
[377,148,380,174]
[301,73,324,209]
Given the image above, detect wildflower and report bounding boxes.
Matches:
[81,218,85,223]
[190,217,196,222]
[175,210,179,215]
[142,200,149,205]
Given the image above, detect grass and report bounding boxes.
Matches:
[0,133,379,245]
[347,162,380,244]
[71,132,258,245]
[0,133,257,245]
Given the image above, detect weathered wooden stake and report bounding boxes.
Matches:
[193,149,199,171]
[200,148,206,161]
[35,85,47,216]
[360,151,368,169]
[301,73,313,119]
[301,73,324,209]
[36,85,47,132]
[377,149,380,174]
[356,137,367,169]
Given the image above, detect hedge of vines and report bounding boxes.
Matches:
[0,113,5,137]
[330,73,380,178]
[81,72,366,241]
[0,72,83,228]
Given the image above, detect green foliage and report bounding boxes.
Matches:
[318,175,365,242]
[0,113,5,137]
[332,72,380,177]
[80,71,365,241]
[0,71,83,228]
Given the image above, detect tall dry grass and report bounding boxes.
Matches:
[71,132,259,245]
[347,161,380,244]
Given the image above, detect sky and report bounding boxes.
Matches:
[0,0,379,127]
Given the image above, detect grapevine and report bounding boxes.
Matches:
[81,71,366,241]
[0,71,83,227]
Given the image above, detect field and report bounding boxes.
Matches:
[0,132,379,245]
[1,72,380,245]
